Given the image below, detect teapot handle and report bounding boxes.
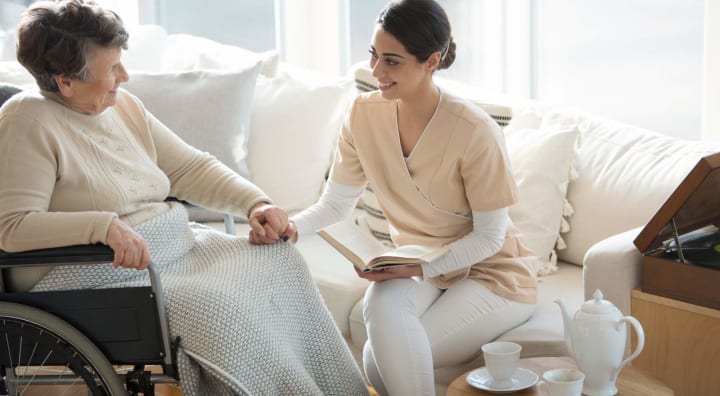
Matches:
[613,316,645,380]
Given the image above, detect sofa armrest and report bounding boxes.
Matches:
[583,226,644,315]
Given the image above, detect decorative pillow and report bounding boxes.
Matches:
[543,111,720,266]
[246,72,355,212]
[505,126,579,275]
[122,64,262,221]
[161,34,279,78]
[356,186,393,246]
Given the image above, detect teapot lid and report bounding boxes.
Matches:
[581,289,617,314]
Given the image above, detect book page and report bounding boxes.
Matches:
[317,220,392,269]
[370,245,450,268]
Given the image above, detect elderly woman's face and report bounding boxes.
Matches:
[57,45,129,115]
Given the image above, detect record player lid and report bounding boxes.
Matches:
[634,152,720,253]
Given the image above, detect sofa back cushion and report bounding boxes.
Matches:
[122,65,262,221]
[247,68,355,212]
[542,110,720,265]
[123,65,262,180]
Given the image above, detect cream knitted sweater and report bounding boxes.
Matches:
[0,89,270,252]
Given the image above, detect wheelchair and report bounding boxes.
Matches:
[0,213,235,396]
[0,243,178,395]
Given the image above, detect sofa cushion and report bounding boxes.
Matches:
[124,66,261,179]
[543,111,720,265]
[123,65,262,221]
[505,126,578,275]
[246,72,355,212]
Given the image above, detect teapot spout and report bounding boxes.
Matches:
[555,298,574,356]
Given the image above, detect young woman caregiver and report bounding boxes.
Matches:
[286,1,540,395]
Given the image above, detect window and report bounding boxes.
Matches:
[4,0,710,140]
[347,0,488,86]
[0,0,29,60]
[152,1,276,52]
[534,0,704,139]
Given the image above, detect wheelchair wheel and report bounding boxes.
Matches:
[0,301,126,395]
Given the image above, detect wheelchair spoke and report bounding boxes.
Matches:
[19,342,39,383]
[4,328,13,371]
[0,306,122,396]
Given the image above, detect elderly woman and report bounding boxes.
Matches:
[0,1,368,395]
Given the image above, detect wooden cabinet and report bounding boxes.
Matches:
[631,288,720,396]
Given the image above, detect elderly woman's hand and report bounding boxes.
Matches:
[106,218,151,270]
[248,202,297,244]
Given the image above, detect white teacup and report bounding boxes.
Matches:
[538,368,585,396]
[481,341,521,389]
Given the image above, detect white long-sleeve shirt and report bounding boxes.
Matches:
[291,180,507,281]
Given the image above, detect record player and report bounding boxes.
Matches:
[634,152,720,309]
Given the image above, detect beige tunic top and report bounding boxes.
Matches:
[0,89,270,288]
[330,90,538,303]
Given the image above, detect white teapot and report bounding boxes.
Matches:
[555,289,645,396]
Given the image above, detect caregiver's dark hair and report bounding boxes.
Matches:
[377,0,456,70]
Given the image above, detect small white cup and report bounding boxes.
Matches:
[538,368,585,396]
[481,341,521,389]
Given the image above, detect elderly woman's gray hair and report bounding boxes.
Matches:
[16,0,128,92]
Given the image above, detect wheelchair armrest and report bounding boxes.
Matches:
[0,244,114,267]
[0,244,175,369]
[165,196,237,235]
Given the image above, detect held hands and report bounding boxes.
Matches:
[354,264,423,281]
[247,202,297,245]
[106,217,151,270]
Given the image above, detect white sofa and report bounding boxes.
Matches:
[3,27,720,395]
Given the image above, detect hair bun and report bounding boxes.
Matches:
[438,37,456,70]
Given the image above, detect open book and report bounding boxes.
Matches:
[317,220,450,272]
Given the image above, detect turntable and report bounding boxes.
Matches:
[634,152,720,309]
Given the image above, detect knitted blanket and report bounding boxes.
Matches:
[32,204,369,396]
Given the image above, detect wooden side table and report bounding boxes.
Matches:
[447,357,673,396]
[631,288,720,396]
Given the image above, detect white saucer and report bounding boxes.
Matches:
[466,367,539,393]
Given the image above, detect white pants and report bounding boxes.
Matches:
[362,278,535,396]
